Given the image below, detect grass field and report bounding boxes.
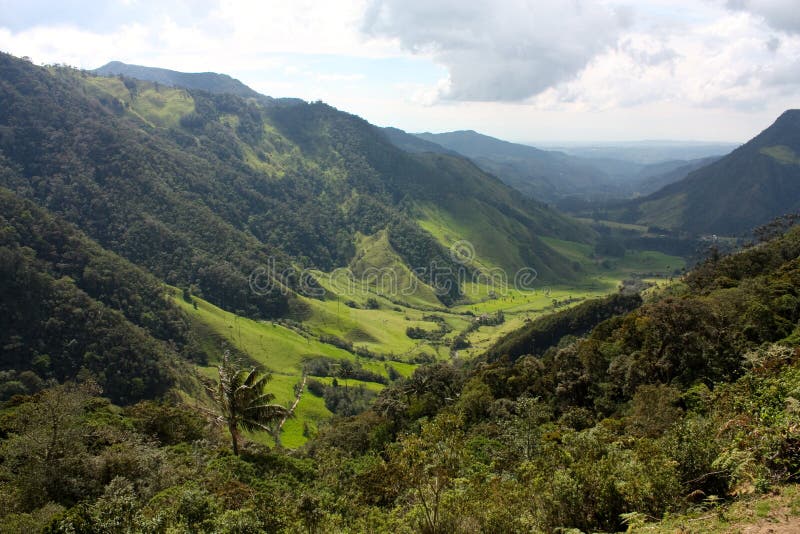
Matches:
[168,227,685,448]
[85,75,196,129]
[171,289,398,447]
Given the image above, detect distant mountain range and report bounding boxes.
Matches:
[537,140,740,165]
[389,129,732,204]
[413,130,613,201]
[616,110,800,236]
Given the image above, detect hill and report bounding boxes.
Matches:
[414,129,616,201]
[623,110,800,235]
[93,60,301,107]
[0,53,592,316]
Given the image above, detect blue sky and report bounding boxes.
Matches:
[2,0,799,143]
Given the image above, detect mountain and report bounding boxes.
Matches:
[0,53,591,314]
[414,130,615,201]
[0,187,202,403]
[379,126,456,156]
[632,156,721,196]
[623,110,800,235]
[409,131,737,205]
[93,60,304,107]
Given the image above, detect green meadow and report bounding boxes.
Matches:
[169,227,684,447]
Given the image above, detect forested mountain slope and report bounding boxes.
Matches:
[624,110,800,235]
[0,53,591,312]
[0,187,203,403]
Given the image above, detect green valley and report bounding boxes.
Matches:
[4,46,800,534]
[0,49,687,446]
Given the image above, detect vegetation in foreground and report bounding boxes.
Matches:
[1,221,799,532]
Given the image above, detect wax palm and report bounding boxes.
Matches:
[213,352,288,455]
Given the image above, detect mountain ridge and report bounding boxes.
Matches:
[410,129,727,204]
[621,109,800,235]
[93,60,304,106]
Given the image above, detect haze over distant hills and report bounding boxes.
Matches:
[613,110,800,236]
[536,140,740,165]
[407,129,733,204]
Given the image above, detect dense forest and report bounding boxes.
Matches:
[2,216,800,532]
[0,188,207,403]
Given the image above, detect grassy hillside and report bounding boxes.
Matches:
[348,230,443,308]
[171,290,396,448]
[165,231,685,447]
[0,177,677,447]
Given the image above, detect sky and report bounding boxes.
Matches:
[1,0,799,143]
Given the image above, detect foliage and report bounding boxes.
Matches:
[0,225,799,532]
[485,292,642,362]
[209,352,289,455]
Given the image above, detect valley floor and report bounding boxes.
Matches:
[173,243,685,448]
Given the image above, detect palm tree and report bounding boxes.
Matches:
[211,352,289,455]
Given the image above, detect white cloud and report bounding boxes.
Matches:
[0,23,154,68]
[726,0,800,34]
[0,0,399,70]
[539,9,800,112]
[362,0,629,101]
[1,0,799,141]
[207,0,399,58]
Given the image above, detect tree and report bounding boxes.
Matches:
[389,413,467,533]
[0,380,102,509]
[210,352,289,455]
